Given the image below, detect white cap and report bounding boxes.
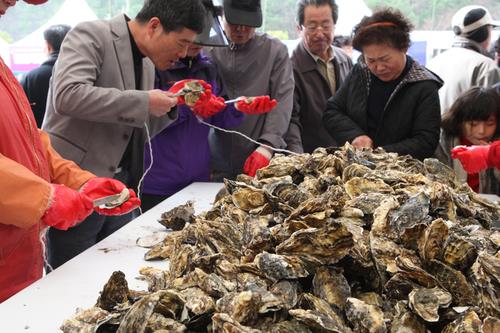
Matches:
[451,5,500,36]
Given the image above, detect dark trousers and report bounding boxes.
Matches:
[46,169,138,270]
[140,193,169,212]
[46,210,137,270]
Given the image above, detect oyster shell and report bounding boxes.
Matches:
[158,201,195,231]
[254,252,309,282]
[345,297,387,333]
[60,307,119,333]
[96,271,130,311]
[64,143,500,332]
[441,310,482,333]
[312,266,351,311]
[408,287,452,322]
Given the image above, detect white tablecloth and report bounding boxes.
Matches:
[0,182,223,333]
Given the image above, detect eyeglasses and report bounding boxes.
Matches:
[301,23,334,34]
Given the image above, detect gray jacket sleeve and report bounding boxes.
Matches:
[258,44,294,150]
[51,22,150,127]
[284,87,304,153]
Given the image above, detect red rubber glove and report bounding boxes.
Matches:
[192,95,226,118]
[243,148,272,177]
[41,184,94,231]
[168,79,212,105]
[81,177,141,216]
[451,145,491,174]
[168,79,225,117]
[235,96,278,115]
[23,0,48,4]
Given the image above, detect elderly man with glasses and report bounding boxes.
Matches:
[285,0,353,153]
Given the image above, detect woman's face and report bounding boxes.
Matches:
[461,113,497,145]
[363,43,407,82]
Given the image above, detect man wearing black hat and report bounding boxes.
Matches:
[427,5,500,114]
[206,0,295,179]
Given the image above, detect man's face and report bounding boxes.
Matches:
[0,0,17,16]
[300,4,335,58]
[145,20,198,70]
[223,17,256,45]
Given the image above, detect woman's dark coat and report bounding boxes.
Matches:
[323,56,443,160]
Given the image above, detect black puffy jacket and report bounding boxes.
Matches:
[323,56,443,160]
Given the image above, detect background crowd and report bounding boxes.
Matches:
[1,0,499,303]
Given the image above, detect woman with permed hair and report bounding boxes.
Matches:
[323,8,442,160]
[435,87,500,194]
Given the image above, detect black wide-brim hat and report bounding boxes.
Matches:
[223,0,263,28]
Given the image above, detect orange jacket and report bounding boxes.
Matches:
[0,57,94,302]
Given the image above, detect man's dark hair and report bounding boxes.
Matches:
[352,7,413,52]
[136,0,206,34]
[43,24,71,53]
[333,35,352,48]
[296,0,338,26]
[441,87,500,137]
[466,25,490,44]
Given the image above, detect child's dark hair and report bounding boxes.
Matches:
[441,86,500,137]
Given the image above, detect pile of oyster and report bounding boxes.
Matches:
[61,145,500,333]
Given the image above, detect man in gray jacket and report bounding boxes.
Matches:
[207,0,294,179]
[427,5,500,114]
[286,0,352,153]
[42,0,207,269]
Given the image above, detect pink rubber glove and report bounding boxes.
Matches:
[41,184,94,230]
[451,145,491,174]
[243,148,272,177]
[81,177,141,216]
[235,96,278,115]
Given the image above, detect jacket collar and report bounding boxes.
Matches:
[227,32,261,52]
[169,52,212,71]
[452,36,490,57]
[110,15,135,90]
[292,40,323,73]
[42,52,59,66]
[358,55,443,86]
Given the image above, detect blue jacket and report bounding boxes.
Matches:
[142,53,243,196]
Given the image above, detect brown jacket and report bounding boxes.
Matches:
[286,41,353,153]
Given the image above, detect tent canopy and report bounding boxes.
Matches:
[13,0,98,48]
[10,0,97,73]
[336,0,372,36]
